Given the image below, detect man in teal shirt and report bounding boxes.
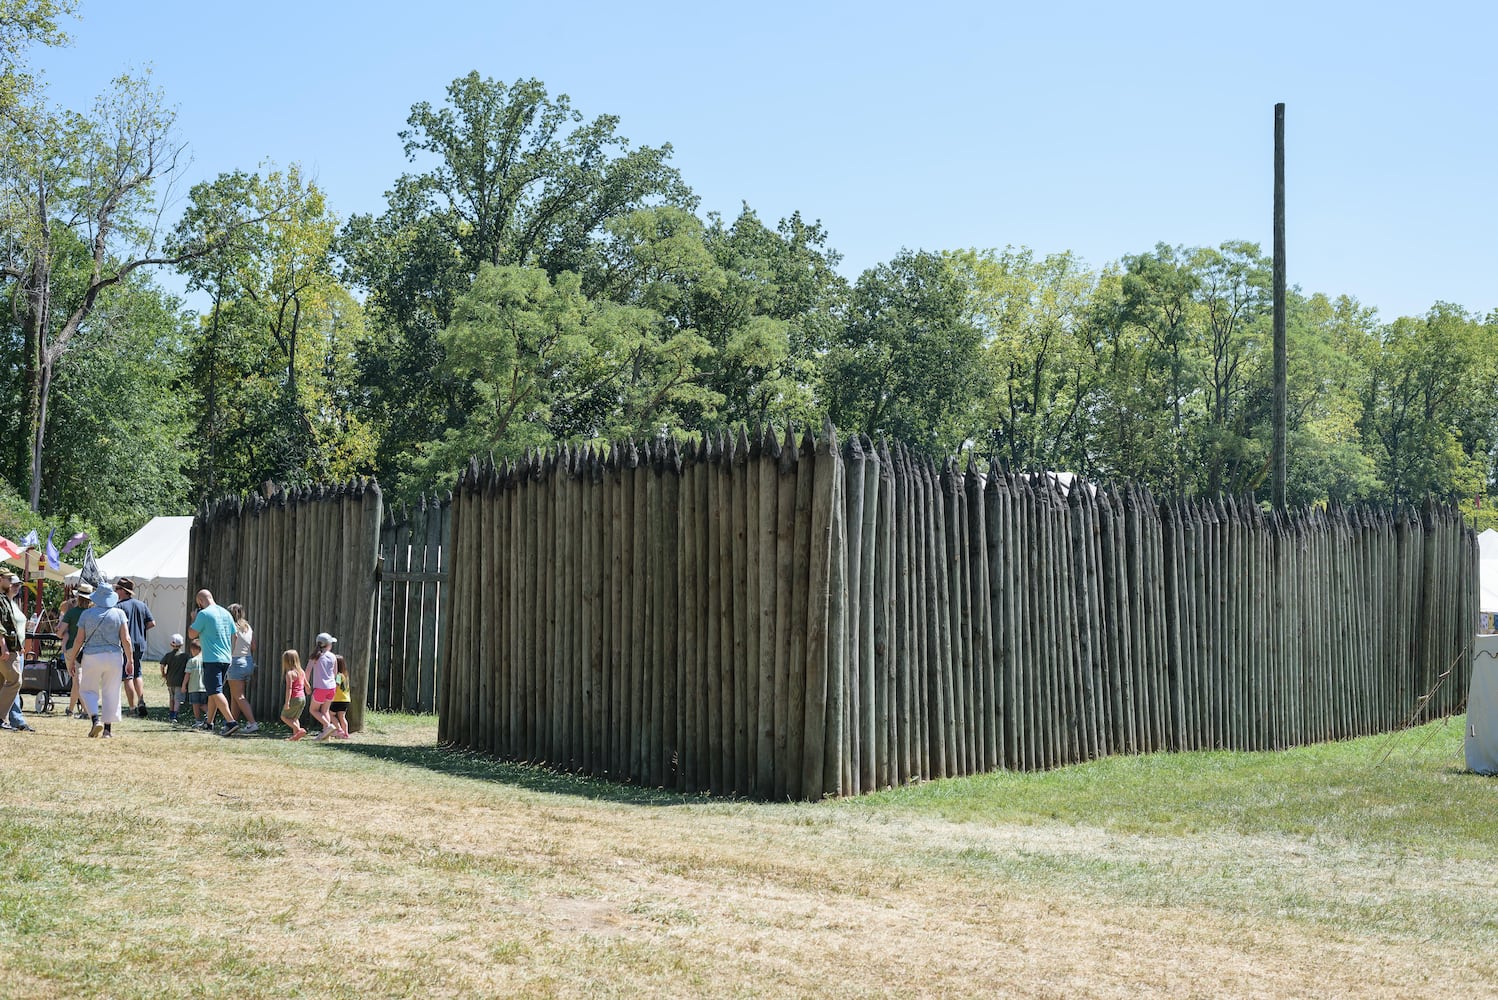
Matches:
[187,589,238,735]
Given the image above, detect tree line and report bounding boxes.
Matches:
[3,2,1497,544]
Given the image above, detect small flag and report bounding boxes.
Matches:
[60,531,87,555]
[45,528,60,571]
[0,536,21,561]
[78,544,102,588]
[18,529,38,549]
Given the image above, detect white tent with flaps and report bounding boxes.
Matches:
[1480,529,1498,613]
[69,516,193,661]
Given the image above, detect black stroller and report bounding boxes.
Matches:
[20,634,69,714]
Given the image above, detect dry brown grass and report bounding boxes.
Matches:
[1,696,1493,999]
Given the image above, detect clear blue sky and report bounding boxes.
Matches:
[34,0,1498,321]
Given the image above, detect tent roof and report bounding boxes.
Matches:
[3,548,78,583]
[94,516,193,582]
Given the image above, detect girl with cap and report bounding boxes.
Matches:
[307,632,338,741]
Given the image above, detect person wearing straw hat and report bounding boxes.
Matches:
[71,579,133,738]
[57,582,94,719]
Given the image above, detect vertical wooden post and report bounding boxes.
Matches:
[1272,101,1288,510]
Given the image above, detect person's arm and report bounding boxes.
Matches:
[117,621,133,674]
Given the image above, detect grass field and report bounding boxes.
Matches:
[1,686,1494,999]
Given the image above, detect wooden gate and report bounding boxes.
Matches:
[370,495,450,712]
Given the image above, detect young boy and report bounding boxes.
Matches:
[159,634,189,722]
[182,638,208,728]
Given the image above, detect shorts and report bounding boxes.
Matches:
[331,701,350,714]
[281,696,306,721]
[228,655,255,682]
[201,662,229,696]
[123,649,143,680]
[311,687,336,705]
[187,692,208,706]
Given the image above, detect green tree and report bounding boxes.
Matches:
[1,70,267,510]
[822,250,987,453]
[949,246,1097,472]
[407,263,601,490]
[1281,292,1381,506]
[173,167,372,492]
[1116,244,1202,493]
[39,273,195,537]
[343,73,696,492]
[0,0,73,121]
[694,207,843,429]
[1363,303,1498,504]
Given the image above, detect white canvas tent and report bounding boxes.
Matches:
[1468,634,1498,774]
[1480,529,1498,614]
[68,516,193,661]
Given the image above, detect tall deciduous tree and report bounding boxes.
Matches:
[950,246,1098,472]
[173,167,372,491]
[343,72,695,491]
[1363,303,1498,503]
[822,249,988,452]
[2,70,271,510]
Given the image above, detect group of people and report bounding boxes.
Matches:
[0,578,352,741]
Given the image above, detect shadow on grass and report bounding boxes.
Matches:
[335,739,716,807]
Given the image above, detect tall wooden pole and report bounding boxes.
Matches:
[1272,102,1288,510]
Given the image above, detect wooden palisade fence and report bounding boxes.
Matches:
[439,424,1477,799]
[189,481,383,731]
[370,496,451,713]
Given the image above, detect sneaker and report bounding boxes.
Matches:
[222,722,241,737]
[136,704,149,719]
[88,722,103,738]
[168,713,179,723]
[314,727,334,742]
[101,730,113,739]
[242,722,259,734]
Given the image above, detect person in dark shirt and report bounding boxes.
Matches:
[55,583,93,719]
[159,633,189,723]
[113,578,155,719]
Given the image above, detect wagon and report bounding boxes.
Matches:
[19,634,69,714]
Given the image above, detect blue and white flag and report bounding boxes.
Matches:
[18,529,38,549]
[60,531,87,555]
[45,528,60,571]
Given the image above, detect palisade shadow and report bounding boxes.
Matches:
[334,739,718,807]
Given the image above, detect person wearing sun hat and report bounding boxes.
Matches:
[57,582,94,718]
[71,578,133,738]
